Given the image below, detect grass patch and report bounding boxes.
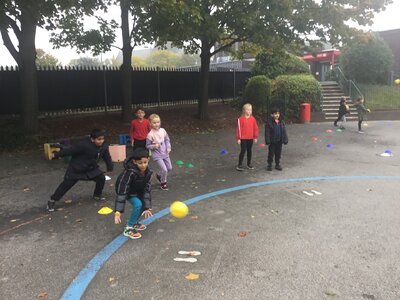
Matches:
[359,84,400,110]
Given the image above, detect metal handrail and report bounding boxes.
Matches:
[332,66,363,101]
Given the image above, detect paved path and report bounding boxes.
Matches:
[1,121,400,299]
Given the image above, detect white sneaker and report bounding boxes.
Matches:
[358,130,364,134]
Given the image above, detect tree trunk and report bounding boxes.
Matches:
[19,11,39,133]
[198,45,211,120]
[120,0,133,123]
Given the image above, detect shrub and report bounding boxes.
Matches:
[243,75,273,114]
[273,74,321,120]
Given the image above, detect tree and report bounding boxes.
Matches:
[131,55,145,67]
[147,0,392,120]
[51,0,150,122]
[69,57,102,67]
[340,34,394,84]
[105,55,121,67]
[0,0,109,133]
[177,53,200,67]
[252,49,310,78]
[145,50,180,68]
[36,48,59,67]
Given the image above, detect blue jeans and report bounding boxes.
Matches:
[127,196,143,227]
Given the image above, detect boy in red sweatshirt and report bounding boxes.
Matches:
[130,106,151,150]
[236,103,259,171]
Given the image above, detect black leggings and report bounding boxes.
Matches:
[51,174,105,201]
[238,139,253,166]
[268,142,283,166]
[358,120,363,131]
[133,139,146,151]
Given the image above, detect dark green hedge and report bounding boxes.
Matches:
[272,74,321,120]
[243,75,272,113]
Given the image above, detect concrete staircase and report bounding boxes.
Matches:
[320,81,357,121]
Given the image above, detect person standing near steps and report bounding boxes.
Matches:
[354,97,371,133]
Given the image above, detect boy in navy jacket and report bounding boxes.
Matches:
[114,148,153,240]
[265,108,288,171]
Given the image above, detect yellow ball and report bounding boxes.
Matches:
[170,201,189,219]
[395,79,400,85]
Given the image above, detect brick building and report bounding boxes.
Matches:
[378,28,400,73]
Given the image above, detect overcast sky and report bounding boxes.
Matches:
[0,2,399,66]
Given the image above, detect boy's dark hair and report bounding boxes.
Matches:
[132,148,150,160]
[134,106,145,113]
[270,107,280,114]
[90,128,105,139]
[340,97,346,104]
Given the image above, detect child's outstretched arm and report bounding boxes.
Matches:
[283,122,289,145]
[53,142,83,159]
[253,117,259,143]
[141,182,153,218]
[164,130,171,153]
[264,122,271,145]
[102,145,114,172]
[129,122,135,146]
[236,118,241,143]
[146,135,159,149]
[114,170,133,224]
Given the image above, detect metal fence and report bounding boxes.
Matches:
[0,66,250,116]
[359,82,400,110]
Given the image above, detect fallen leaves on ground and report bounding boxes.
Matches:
[64,199,73,204]
[324,289,338,296]
[108,277,118,287]
[75,219,83,223]
[185,273,200,280]
[23,187,30,192]
[191,216,199,220]
[37,291,48,298]
[10,219,18,223]
[238,231,247,237]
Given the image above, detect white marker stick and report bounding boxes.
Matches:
[173,257,197,263]
[311,190,322,195]
[302,191,314,196]
[178,251,201,256]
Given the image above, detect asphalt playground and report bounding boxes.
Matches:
[1,120,400,300]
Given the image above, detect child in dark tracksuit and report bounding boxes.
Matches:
[265,108,288,171]
[333,97,350,129]
[46,129,113,212]
[114,148,153,240]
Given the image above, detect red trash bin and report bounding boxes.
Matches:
[299,102,311,123]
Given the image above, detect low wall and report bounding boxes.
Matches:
[311,110,400,122]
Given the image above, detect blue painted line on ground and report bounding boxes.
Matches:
[61,175,400,299]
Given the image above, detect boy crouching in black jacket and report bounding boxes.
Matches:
[114,148,153,240]
[46,129,113,212]
[265,108,288,171]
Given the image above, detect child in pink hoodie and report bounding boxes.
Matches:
[146,114,172,190]
[236,103,259,171]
